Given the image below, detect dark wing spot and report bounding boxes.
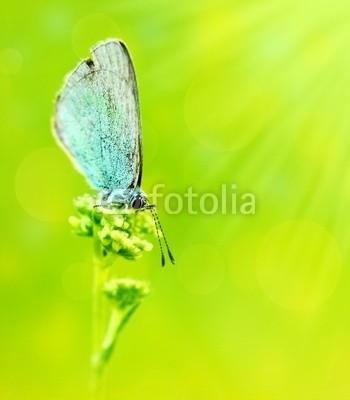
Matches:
[86,58,94,69]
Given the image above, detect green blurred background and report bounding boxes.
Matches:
[1,0,350,399]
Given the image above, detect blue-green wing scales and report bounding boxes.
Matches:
[53,39,142,190]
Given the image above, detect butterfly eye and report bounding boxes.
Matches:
[131,196,143,209]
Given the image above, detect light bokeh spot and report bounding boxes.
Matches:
[256,220,342,310]
[61,262,92,301]
[15,147,81,222]
[71,14,121,57]
[184,67,265,151]
[0,48,23,75]
[178,244,225,295]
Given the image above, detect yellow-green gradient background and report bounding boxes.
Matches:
[1,0,349,399]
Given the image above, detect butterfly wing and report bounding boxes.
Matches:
[53,39,142,190]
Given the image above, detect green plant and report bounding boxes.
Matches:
[69,194,157,398]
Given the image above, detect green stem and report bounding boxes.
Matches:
[95,309,121,370]
[91,237,112,399]
[94,302,141,373]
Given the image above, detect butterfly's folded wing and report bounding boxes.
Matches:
[53,39,142,190]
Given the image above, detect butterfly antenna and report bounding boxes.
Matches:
[150,207,166,266]
[150,207,175,265]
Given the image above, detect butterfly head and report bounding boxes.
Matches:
[130,192,147,210]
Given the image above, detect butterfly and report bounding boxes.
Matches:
[53,38,174,265]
